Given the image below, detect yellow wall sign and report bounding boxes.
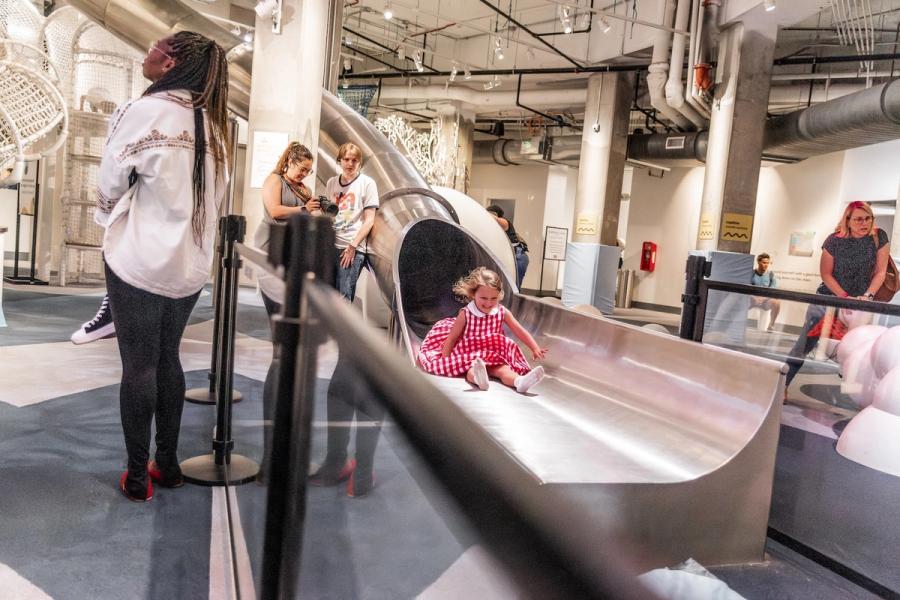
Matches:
[698,213,715,241]
[721,212,753,242]
[575,213,598,236]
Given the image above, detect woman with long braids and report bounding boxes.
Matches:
[95,32,230,502]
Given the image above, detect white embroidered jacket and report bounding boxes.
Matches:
[95,91,227,298]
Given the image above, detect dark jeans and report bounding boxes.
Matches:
[334,251,366,301]
[514,244,529,289]
[105,264,200,481]
[785,303,827,387]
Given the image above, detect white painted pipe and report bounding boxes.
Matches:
[377,84,588,110]
[665,0,705,128]
[647,0,691,129]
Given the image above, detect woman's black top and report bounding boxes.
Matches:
[817,229,889,296]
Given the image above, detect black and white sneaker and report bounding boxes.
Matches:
[71,294,116,344]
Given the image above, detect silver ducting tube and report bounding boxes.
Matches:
[472,138,527,165]
[764,77,900,160]
[65,0,252,117]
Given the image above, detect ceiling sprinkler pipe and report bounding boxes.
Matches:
[665,0,705,128]
[686,0,711,118]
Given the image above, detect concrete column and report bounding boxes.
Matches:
[562,72,632,313]
[572,72,632,245]
[435,102,475,192]
[696,22,776,253]
[242,0,329,241]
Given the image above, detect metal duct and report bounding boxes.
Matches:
[472,138,526,165]
[764,77,900,161]
[627,131,708,162]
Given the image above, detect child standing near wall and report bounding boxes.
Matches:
[418,267,548,393]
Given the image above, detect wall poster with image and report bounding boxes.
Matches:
[789,231,816,257]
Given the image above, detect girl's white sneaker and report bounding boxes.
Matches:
[472,358,489,391]
[515,366,545,394]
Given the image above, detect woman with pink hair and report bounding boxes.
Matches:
[785,201,891,389]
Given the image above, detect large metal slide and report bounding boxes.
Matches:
[67,0,786,569]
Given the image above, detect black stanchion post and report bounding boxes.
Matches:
[679,254,708,340]
[186,218,243,404]
[261,213,335,600]
[181,215,259,486]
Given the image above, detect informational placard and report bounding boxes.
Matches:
[575,212,598,236]
[249,130,289,189]
[721,212,753,242]
[18,161,38,215]
[698,213,715,241]
[544,226,568,261]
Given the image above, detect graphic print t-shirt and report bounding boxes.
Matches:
[324,172,379,252]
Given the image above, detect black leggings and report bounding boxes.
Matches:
[105,265,200,478]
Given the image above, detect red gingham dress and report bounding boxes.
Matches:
[418,302,531,377]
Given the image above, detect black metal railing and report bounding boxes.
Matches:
[680,254,900,342]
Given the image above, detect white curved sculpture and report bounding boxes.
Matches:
[841,344,879,408]
[836,324,886,370]
[837,364,900,477]
[871,325,900,379]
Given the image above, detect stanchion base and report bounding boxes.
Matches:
[185,387,243,405]
[3,276,49,285]
[181,453,259,486]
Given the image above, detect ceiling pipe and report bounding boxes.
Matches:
[685,0,711,118]
[666,0,705,128]
[647,0,691,130]
[477,0,583,70]
[376,83,587,110]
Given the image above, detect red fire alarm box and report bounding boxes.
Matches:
[640,241,657,272]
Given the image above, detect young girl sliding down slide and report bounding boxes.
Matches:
[418,267,548,393]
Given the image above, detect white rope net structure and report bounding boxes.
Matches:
[374,114,456,187]
[0,0,67,184]
[42,13,145,284]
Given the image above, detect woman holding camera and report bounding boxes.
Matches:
[323,142,379,302]
[254,141,321,315]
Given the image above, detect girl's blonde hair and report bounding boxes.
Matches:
[336,142,363,164]
[273,142,312,175]
[835,200,877,241]
[453,267,504,303]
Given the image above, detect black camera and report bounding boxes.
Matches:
[317,195,340,216]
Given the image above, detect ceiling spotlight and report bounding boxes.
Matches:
[255,0,278,18]
[449,63,458,83]
[397,46,405,61]
[464,68,472,80]
[343,57,352,71]
[413,50,424,72]
[494,37,504,60]
[563,20,573,34]
[492,75,501,88]
[599,16,611,34]
[342,78,349,89]
[483,80,495,91]
[577,11,590,29]
[243,30,253,43]
[344,35,352,46]
[560,5,573,33]
[763,0,775,11]
[383,1,393,20]
[230,26,241,37]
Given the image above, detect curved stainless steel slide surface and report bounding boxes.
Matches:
[65,0,786,568]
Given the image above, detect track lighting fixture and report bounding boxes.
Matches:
[243,30,253,43]
[494,37,504,60]
[413,50,424,72]
[449,63,458,83]
[343,57,352,71]
[599,16,611,34]
[577,11,590,29]
[341,78,349,89]
[763,0,775,11]
[383,1,393,20]
[464,68,472,80]
[560,5,573,34]
[344,35,352,46]
[397,46,405,61]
